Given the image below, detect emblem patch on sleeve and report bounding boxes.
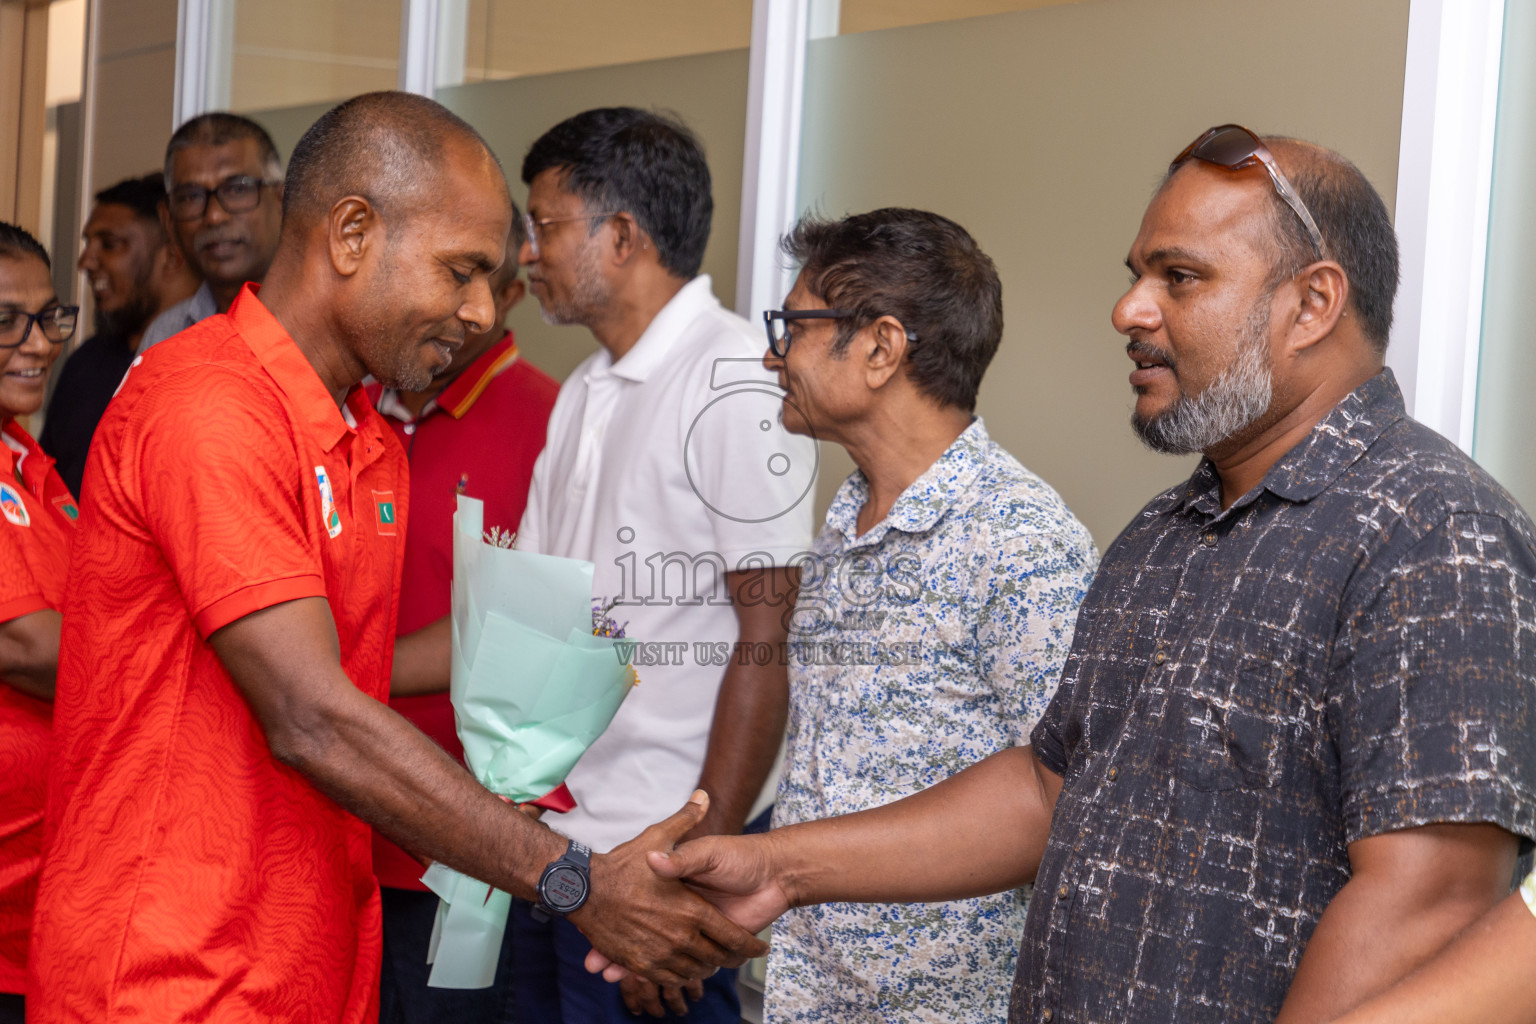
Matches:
[315,466,343,538]
[0,483,30,527]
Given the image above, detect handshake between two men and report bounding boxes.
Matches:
[541,789,770,988]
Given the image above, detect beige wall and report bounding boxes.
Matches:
[839,0,1083,35]
[457,0,749,81]
[89,0,176,192]
[798,0,1410,546]
[1,0,51,233]
[229,0,399,112]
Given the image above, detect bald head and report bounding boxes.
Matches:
[1165,134,1399,352]
[282,91,505,235]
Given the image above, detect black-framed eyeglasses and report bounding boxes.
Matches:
[521,210,621,260]
[0,305,79,349]
[167,174,279,222]
[763,308,857,357]
[1170,124,1327,259]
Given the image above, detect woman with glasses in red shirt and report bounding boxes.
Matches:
[0,222,79,1024]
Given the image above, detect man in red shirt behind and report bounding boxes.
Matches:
[28,92,762,1024]
[369,215,560,1021]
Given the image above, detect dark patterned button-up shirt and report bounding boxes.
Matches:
[1014,370,1536,1023]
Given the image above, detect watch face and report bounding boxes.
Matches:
[543,864,589,912]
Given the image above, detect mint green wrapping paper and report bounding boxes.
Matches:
[426,495,638,989]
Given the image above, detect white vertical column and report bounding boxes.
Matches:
[398,0,440,97]
[434,0,469,89]
[1388,0,1505,451]
[174,0,233,125]
[735,0,810,320]
[174,0,211,126]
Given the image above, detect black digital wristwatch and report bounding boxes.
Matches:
[533,838,592,921]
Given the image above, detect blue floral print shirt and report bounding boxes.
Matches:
[768,418,1097,1024]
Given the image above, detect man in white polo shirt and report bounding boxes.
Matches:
[512,107,815,1023]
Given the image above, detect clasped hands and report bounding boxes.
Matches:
[573,790,791,1013]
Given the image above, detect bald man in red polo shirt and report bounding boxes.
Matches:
[27,92,762,1024]
[369,215,561,1021]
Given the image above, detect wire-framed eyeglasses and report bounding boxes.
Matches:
[521,210,621,260]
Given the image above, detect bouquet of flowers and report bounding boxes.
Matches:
[422,495,639,989]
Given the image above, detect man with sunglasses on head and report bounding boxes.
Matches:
[614,126,1536,1023]
[139,112,284,351]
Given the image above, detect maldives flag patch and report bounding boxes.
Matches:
[373,490,397,536]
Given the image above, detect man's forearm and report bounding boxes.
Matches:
[768,744,1058,907]
[215,597,767,985]
[0,608,61,701]
[389,614,451,697]
[689,654,788,838]
[1327,890,1536,1024]
[270,663,564,898]
[214,600,562,897]
[1276,823,1518,1024]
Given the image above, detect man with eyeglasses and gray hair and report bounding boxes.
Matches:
[139,112,284,351]
[756,207,1096,1024]
[607,126,1536,1023]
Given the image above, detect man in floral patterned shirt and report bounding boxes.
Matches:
[761,208,1096,1023]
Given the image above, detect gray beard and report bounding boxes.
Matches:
[1132,300,1275,455]
[536,238,611,327]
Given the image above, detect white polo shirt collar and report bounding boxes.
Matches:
[605,275,719,383]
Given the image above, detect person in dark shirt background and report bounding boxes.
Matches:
[40,174,198,495]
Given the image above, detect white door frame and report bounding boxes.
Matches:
[1388,0,1506,451]
[398,0,438,97]
[735,0,810,321]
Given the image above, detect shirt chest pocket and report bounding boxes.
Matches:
[1168,657,1308,792]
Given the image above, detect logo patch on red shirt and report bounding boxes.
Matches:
[0,483,30,527]
[315,467,342,539]
[373,490,397,536]
[52,495,79,522]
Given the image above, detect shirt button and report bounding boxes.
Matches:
[1202,531,1218,547]
[1043,1010,1054,1022]
[1057,884,1069,898]
[403,423,416,436]
[1107,767,1118,780]
[1154,651,1166,665]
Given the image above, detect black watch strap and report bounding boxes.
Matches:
[533,838,592,921]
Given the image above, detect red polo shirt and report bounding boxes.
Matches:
[29,286,407,1023]
[0,422,75,995]
[369,330,558,890]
